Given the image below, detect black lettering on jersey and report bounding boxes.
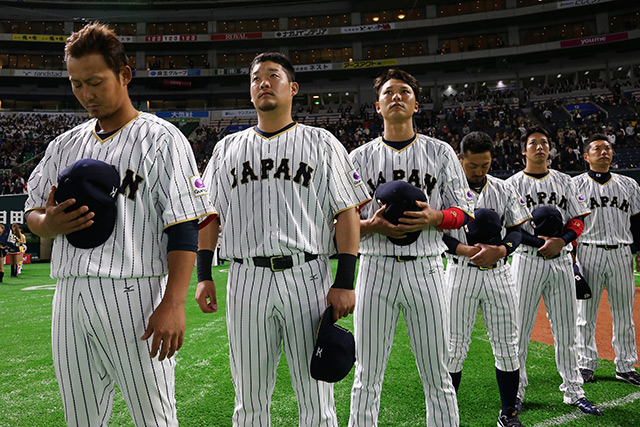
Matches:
[547,192,557,205]
[240,161,259,184]
[367,172,387,194]
[537,192,547,205]
[274,158,291,180]
[610,196,619,208]
[231,167,238,188]
[119,169,144,200]
[589,197,600,209]
[600,196,609,207]
[407,169,421,188]
[620,199,630,212]
[424,173,437,197]
[292,162,314,187]
[392,169,405,181]
[557,195,568,210]
[525,194,536,208]
[260,158,275,179]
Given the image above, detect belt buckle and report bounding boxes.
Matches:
[269,256,287,272]
[396,256,408,262]
[478,266,490,271]
[603,244,615,250]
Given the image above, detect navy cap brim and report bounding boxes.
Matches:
[65,204,117,249]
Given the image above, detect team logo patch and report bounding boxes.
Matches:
[348,169,364,187]
[465,189,474,201]
[190,175,208,197]
[519,197,526,207]
[577,194,586,203]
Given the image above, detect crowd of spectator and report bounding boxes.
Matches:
[0,113,87,194]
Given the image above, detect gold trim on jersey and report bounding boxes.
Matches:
[380,135,418,153]
[163,211,217,231]
[521,170,551,181]
[586,174,613,186]
[506,216,532,228]
[92,111,142,144]
[251,123,299,140]
[334,199,372,218]
[24,206,46,213]
[469,177,489,194]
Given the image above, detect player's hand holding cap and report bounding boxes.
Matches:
[375,180,427,246]
[310,305,356,383]
[55,158,120,249]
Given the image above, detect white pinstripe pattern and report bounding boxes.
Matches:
[576,244,637,372]
[511,252,585,404]
[349,255,458,427]
[573,172,639,373]
[202,124,370,259]
[506,170,590,405]
[52,276,177,427]
[226,257,336,427]
[446,263,520,373]
[26,113,212,426]
[349,134,474,257]
[25,113,213,278]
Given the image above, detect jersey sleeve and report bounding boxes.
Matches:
[627,176,640,216]
[439,144,474,216]
[566,175,591,219]
[325,131,371,216]
[200,142,222,223]
[501,180,531,227]
[24,136,61,213]
[156,127,215,229]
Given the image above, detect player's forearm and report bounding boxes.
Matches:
[26,210,56,239]
[335,208,360,255]
[198,216,220,251]
[164,250,196,305]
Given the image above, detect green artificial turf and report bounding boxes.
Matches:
[1,261,639,426]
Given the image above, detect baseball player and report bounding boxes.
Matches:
[505,127,601,415]
[348,68,473,426]
[573,134,640,386]
[442,131,530,427]
[195,52,370,426]
[24,23,213,426]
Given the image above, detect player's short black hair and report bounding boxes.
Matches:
[250,52,296,82]
[583,133,610,153]
[460,131,494,157]
[65,22,129,81]
[520,126,551,151]
[373,68,421,100]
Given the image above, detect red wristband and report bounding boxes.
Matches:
[437,207,466,230]
[565,218,585,239]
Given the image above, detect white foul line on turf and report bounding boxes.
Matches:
[531,391,640,427]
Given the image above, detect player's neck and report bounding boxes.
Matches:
[589,165,610,173]
[382,120,415,142]
[523,162,548,175]
[96,102,139,133]
[256,111,294,134]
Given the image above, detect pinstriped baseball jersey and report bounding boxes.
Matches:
[444,176,530,245]
[201,123,370,259]
[349,134,474,256]
[506,170,590,251]
[573,172,640,244]
[24,112,214,279]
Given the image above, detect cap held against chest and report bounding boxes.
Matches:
[374,180,427,246]
[55,158,120,249]
[464,208,502,245]
[530,205,563,237]
[310,305,356,383]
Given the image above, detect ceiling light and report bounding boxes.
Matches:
[397,14,406,19]
[557,74,562,78]
[372,17,380,22]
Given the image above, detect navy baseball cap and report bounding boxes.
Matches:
[55,159,120,249]
[573,263,592,300]
[374,181,427,246]
[465,208,502,245]
[530,206,564,237]
[310,305,356,383]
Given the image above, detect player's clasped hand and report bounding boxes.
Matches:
[537,236,566,258]
[470,243,507,268]
[326,288,355,321]
[141,300,186,361]
[398,200,444,232]
[41,186,95,238]
[366,204,408,239]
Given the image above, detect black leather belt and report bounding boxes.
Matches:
[387,255,418,262]
[234,252,317,272]
[451,257,504,270]
[536,252,560,260]
[583,243,628,250]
